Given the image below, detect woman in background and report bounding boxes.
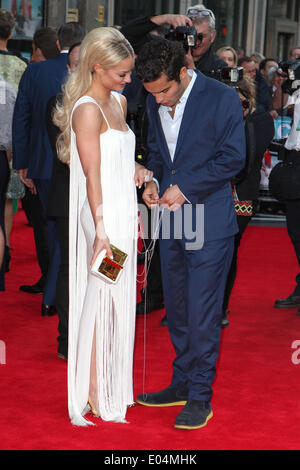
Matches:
[222,75,274,327]
[0,77,16,291]
[216,46,238,67]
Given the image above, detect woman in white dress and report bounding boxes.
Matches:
[53,27,152,426]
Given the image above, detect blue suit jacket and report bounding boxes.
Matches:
[12,52,69,180]
[146,71,246,242]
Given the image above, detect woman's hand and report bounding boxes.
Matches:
[134,163,153,189]
[90,234,113,268]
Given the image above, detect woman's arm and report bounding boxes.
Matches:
[73,102,113,265]
[119,94,153,187]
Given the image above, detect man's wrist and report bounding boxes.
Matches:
[149,14,167,26]
[145,178,159,191]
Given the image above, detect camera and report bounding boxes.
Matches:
[206,66,244,83]
[166,25,202,52]
[278,59,300,95]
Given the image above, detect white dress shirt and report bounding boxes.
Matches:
[153,70,196,202]
[159,70,197,161]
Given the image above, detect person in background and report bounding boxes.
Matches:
[250,52,265,69]
[216,46,238,67]
[273,80,300,316]
[184,4,227,74]
[239,56,272,112]
[259,58,278,84]
[236,46,245,60]
[258,58,282,119]
[46,42,82,361]
[0,78,16,291]
[121,4,227,77]
[222,76,274,327]
[289,47,300,60]
[19,27,60,296]
[13,22,86,318]
[0,8,27,274]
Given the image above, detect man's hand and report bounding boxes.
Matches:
[142,181,159,209]
[18,169,37,195]
[150,14,193,29]
[159,185,186,211]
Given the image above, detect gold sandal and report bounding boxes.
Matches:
[88,398,100,417]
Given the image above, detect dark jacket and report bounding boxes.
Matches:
[194,46,227,75]
[12,52,69,180]
[120,16,163,54]
[233,109,274,201]
[46,94,70,218]
[255,69,272,113]
[121,16,227,75]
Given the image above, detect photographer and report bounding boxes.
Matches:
[272,60,300,316]
[120,4,226,75]
[183,4,227,73]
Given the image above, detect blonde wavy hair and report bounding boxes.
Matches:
[232,74,256,114]
[53,27,134,165]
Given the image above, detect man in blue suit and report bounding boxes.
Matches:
[13,22,85,317]
[135,39,246,430]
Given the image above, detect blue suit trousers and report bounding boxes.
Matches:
[34,179,61,306]
[159,219,234,402]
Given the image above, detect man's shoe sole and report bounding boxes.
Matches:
[274,304,300,309]
[174,410,213,430]
[136,398,187,407]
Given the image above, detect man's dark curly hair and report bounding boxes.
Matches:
[135,38,186,83]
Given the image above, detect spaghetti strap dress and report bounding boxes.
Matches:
[67,93,138,426]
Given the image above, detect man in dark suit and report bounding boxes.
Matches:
[13,22,85,317]
[19,27,60,297]
[46,43,81,360]
[135,39,245,430]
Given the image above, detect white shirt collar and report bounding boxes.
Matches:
[160,70,197,113]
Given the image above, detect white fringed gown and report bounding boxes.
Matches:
[67,94,138,426]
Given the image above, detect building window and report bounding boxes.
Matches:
[114,0,180,26]
[205,0,242,49]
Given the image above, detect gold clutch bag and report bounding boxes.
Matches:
[90,245,128,284]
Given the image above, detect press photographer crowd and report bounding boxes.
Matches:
[1,2,300,430]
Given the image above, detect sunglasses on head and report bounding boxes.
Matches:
[187,8,213,18]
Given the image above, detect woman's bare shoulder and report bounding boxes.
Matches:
[72,101,102,131]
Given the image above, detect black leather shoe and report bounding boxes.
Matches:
[136,297,164,314]
[274,294,300,309]
[136,386,188,407]
[41,304,56,317]
[57,352,68,361]
[174,400,213,430]
[20,282,44,294]
[4,246,11,273]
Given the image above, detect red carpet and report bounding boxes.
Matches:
[1,209,300,450]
